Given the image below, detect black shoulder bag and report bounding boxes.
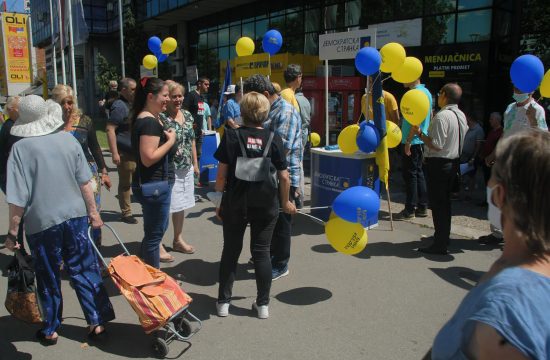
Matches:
[136,155,170,203]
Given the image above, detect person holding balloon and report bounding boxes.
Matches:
[413,83,468,255]
[395,77,432,221]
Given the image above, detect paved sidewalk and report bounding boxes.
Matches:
[0,153,500,360]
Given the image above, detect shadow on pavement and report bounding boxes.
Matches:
[275,287,332,306]
[186,206,216,219]
[161,259,257,287]
[99,241,142,258]
[430,266,484,291]
[292,214,325,236]
[100,210,143,224]
[0,340,32,360]
[184,292,253,320]
[310,244,337,254]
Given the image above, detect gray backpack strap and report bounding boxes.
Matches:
[235,129,248,158]
[262,132,275,158]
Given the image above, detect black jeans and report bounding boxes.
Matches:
[425,157,459,250]
[401,144,428,212]
[270,186,297,271]
[218,211,278,306]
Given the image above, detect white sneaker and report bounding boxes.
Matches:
[216,302,230,317]
[252,301,269,319]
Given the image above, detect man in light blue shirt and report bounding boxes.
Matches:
[396,78,432,220]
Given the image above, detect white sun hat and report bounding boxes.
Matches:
[223,84,237,95]
[10,95,64,138]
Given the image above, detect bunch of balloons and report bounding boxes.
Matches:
[353,42,423,83]
[143,36,178,70]
[324,186,380,255]
[510,54,550,98]
[235,29,283,58]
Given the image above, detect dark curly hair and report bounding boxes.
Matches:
[243,75,276,96]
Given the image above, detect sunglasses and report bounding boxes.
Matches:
[61,100,74,105]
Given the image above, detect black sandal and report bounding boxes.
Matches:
[88,325,107,341]
[36,330,58,346]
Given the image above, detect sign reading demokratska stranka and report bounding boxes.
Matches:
[319,29,377,61]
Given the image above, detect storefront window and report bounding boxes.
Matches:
[270,15,285,30]
[458,0,492,10]
[219,47,229,60]
[456,10,492,43]
[494,10,512,38]
[423,14,456,45]
[304,32,319,55]
[255,19,268,42]
[345,0,361,28]
[286,11,304,35]
[242,22,255,38]
[198,32,207,49]
[208,31,218,49]
[305,8,321,32]
[424,0,456,15]
[230,24,241,44]
[217,27,228,47]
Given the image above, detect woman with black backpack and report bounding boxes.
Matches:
[213,92,296,319]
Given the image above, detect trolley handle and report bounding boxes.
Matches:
[88,223,131,268]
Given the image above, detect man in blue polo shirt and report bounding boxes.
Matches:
[396,78,432,220]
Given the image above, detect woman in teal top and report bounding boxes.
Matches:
[432,129,550,359]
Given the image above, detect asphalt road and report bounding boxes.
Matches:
[0,154,501,360]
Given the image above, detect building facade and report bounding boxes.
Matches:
[30,0,522,122]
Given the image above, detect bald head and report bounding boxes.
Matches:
[442,83,462,104]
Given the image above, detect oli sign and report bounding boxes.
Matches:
[0,13,32,95]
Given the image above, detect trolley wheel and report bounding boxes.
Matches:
[152,337,169,358]
[177,318,193,337]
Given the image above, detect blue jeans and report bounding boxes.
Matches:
[134,186,172,269]
[26,216,115,336]
[401,144,428,212]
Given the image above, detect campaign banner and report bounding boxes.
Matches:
[371,18,422,48]
[319,29,377,61]
[235,53,270,78]
[2,13,31,84]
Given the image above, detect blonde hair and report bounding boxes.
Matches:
[166,80,185,95]
[271,82,282,94]
[4,96,20,117]
[51,84,81,118]
[240,92,270,126]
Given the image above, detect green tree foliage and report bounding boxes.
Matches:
[123,6,148,80]
[96,52,119,93]
[521,0,550,66]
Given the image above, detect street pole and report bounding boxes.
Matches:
[48,0,57,85]
[57,0,66,84]
[67,0,77,97]
[118,0,125,78]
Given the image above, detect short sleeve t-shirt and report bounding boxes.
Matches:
[221,98,242,126]
[214,127,287,192]
[183,90,205,134]
[361,90,399,122]
[503,99,547,136]
[132,116,175,184]
[108,98,130,133]
[7,131,91,235]
[202,102,211,131]
[460,123,485,162]
[432,267,550,360]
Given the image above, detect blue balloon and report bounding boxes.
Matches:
[366,121,381,144]
[332,186,380,226]
[157,53,168,63]
[148,36,162,54]
[355,47,381,76]
[262,30,283,55]
[510,55,544,93]
[356,121,380,153]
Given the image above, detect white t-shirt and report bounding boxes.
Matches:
[503,99,547,136]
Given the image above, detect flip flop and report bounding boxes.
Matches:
[172,244,195,254]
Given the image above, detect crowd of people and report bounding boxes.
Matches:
[1,62,549,357]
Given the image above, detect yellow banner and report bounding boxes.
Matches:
[235,53,271,78]
[3,13,31,83]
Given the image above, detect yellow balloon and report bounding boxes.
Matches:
[540,70,550,98]
[325,217,368,255]
[386,121,402,148]
[310,132,321,147]
[236,37,255,57]
[329,211,338,220]
[400,89,430,126]
[161,37,178,54]
[338,124,360,154]
[391,57,423,84]
[380,42,406,73]
[142,55,158,70]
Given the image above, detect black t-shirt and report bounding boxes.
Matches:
[182,90,205,135]
[108,98,130,135]
[214,127,287,191]
[132,116,176,184]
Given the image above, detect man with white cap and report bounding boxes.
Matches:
[221,84,242,129]
[4,95,114,345]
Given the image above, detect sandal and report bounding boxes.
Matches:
[36,330,58,346]
[172,243,195,254]
[88,325,107,340]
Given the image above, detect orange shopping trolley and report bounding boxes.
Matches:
[89,224,202,358]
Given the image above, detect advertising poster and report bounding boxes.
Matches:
[2,13,31,84]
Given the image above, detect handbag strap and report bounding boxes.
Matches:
[14,249,31,270]
[235,129,275,159]
[448,108,463,157]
